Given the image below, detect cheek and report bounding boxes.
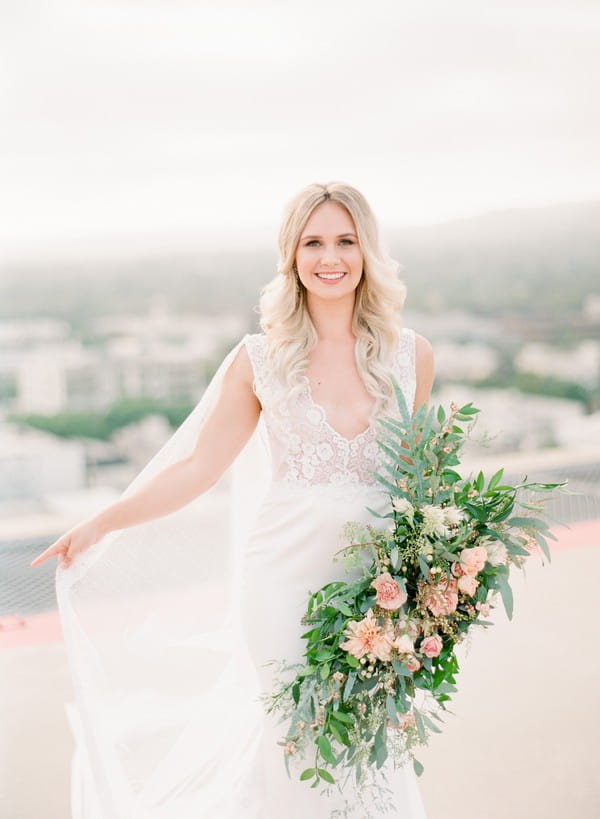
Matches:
[295,247,312,270]
[348,247,363,270]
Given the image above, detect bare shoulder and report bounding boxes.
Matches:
[412,332,435,411]
[224,337,255,387]
[414,332,434,366]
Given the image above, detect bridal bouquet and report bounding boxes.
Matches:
[260,379,565,815]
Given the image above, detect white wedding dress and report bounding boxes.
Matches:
[56,327,428,819]
[237,329,428,818]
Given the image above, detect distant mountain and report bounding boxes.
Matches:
[392,200,600,315]
[1,201,598,321]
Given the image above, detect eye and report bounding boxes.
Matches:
[305,239,354,246]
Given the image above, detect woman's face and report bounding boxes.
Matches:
[294,201,364,302]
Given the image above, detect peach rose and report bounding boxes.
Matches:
[476,600,491,617]
[406,618,422,640]
[420,634,443,658]
[371,572,408,611]
[459,546,487,576]
[405,656,421,672]
[389,710,416,730]
[457,574,479,596]
[451,561,465,578]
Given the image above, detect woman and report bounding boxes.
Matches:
[31,181,434,818]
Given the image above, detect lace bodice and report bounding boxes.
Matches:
[243,330,417,488]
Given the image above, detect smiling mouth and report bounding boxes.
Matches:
[316,272,346,280]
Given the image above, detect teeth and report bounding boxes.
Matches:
[317,272,345,279]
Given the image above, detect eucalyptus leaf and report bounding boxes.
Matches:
[386,694,399,726]
[496,573,514,620]
[317,767,336,784]
[343,671,357,700]
[413,758,424,776]
[316,734,337,765]
[413,708,427,742]
[533,531,552,562]
[488,468,505,491]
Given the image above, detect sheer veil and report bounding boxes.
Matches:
[55,332,273,818]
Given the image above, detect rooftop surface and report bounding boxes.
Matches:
[1,518,598,818]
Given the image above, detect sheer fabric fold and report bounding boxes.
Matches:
[56,333,273,818]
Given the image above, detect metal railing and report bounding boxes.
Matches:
[1,461,599,618]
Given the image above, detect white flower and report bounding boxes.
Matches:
[443,505,464,527]
[301,461,315,479]
[393,634,415,654]
[307,408,322,426]
[392,497,414,517]
[481,537,508,566]
[421,505,449,538]
[316,442,334,460]
[363,441,378,458]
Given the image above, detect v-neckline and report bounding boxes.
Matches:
[303,374,375,444]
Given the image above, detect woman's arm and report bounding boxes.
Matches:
[393,332,435,467]
[31,344,261,567]
[412,332,435,413]
[95,344,261,532]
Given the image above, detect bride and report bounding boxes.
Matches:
[31,181,434,818]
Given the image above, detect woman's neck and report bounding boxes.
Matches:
[306,292,355,342]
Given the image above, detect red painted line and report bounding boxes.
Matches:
[1,518,598,651]
[548,518,600,551]
[0,609,64,650]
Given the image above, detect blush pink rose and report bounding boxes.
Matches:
[457,574,479,596]
[451,561,465,578]
[476,601,491,617]
[389,710,416,730]
[459,546,487,576]
[420,634,443,657]
[371,572,407,611]
[406,618,422,640]
[405,656,421,672]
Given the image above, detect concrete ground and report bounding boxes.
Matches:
[1,521,598,819]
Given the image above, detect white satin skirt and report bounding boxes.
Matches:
[238,480,429,818]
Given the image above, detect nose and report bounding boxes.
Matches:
[320,251,341,266]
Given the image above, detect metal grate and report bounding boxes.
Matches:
[1,536,63,616]
[2,464,599,617]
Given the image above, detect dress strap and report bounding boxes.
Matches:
[243,333,268,406]
[394,327,417,414]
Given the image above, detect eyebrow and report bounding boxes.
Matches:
[300,232,357,240]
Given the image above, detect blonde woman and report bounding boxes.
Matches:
[32,181,433,818]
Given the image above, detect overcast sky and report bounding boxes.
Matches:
[1,0,599,261]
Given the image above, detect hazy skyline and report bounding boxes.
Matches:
[1,0,599,262]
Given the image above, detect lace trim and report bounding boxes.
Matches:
[243,330,417,488]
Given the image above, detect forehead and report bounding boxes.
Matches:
[301,201,356,236]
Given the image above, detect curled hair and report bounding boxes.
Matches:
[256,180,407,419]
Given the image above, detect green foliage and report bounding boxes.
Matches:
[261,390,566,804]
[7,396,192,442]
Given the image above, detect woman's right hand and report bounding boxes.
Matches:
[30,518,108,569]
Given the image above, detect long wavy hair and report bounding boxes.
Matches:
[257,180,407,420]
